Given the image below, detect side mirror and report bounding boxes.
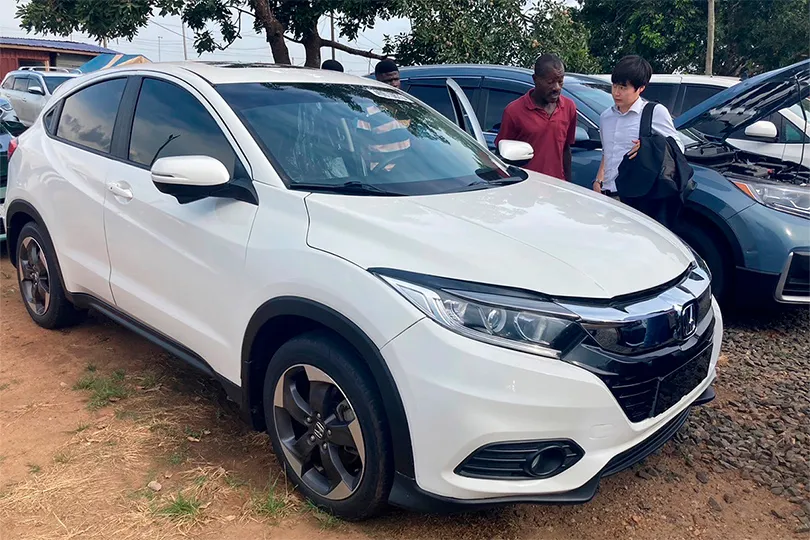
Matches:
[28,86,45,96]
[575,126,589,142]
[151,156,230,188]
[744,120,778,141]
[498,139,534,165]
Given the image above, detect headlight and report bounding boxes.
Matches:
[732,179,810,219]
[374,272,582,358]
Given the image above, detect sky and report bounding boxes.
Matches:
[0,0,411,75]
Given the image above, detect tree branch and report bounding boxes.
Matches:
[320,38,389,60]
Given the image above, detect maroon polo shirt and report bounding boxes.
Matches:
[495,91,577,180]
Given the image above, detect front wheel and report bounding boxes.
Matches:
[263,330,393,520]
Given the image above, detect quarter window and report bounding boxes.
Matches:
[12,77,29,92]
[128,78,237,175]
[56,78,126,153]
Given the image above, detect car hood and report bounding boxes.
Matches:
[305,174,695,300]
[676,59,810,139]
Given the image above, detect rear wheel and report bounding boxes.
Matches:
[15,221,83,328]
[263,330,393,520]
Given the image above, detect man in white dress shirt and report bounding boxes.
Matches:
[594,55,683,202]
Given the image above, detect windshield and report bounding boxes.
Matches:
[566,83,614,116]
[43,76,73,93]
[217,82,513,195]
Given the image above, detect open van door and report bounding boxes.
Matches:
[446,78,487,148]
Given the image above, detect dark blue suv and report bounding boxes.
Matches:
[395,64,810,307]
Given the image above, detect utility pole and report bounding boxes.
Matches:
[330,12,336,60]
[158,36,163,62]
[705,0,715,75]
[181,22,189,60]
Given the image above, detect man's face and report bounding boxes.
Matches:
[376,70,401,88]
[612,82,644,109]
[533,67,564,103]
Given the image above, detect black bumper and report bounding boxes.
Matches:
[387,385,715,514]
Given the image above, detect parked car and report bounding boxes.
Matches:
[5,62,721,519]
[0,96,20,123]
[397,62,810,306]
[0,67,79,127]
[0,118,25,245]
[592,73,810,169]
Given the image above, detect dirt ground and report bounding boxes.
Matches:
[0,254,804,540]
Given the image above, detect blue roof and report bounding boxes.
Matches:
[0,36,117,55]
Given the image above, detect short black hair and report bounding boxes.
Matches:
[375,59,398,76]
[611,55,652,90]
[534,54,564,77]
[321,59,344,72]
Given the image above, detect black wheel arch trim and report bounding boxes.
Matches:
[6,199,47,267]
[241,296,416,480]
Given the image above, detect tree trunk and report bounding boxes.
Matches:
[705,0,715,75]
[302,29,323,68]
[251,0,292,64]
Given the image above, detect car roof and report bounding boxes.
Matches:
[397,64,608,86]
[77,61,395,87]
[650,74,739,86]
[8,70,79,78]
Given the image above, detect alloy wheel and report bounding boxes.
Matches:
[18,237,51,316]
[273,364,365,500]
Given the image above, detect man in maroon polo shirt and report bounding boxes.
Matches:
[495,54,577,181]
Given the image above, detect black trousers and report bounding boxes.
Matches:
[624,196,680,230]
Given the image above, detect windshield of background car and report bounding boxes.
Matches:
[566,83,614,117]
[43,76,73,93]
[217,82,513,195]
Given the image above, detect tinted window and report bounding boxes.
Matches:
[783,117,807,143]
[729,112,782,142]
[43,108,56,134]
[640,84,678,111]
[129,78,237,175]
[218,82,512,196]
[681,85,725,114]
[406,84,476,123]
[484,89,523,132]
[43,76,73,93]
[13,77,29,92]
[2,77,14,90]
[565,83,614,117]
[57,78,126,153]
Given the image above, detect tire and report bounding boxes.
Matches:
[263,330,393,520]
[15,221,83,329]
[677,220,732,307]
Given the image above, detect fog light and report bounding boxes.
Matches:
[455,439,584,480]
[527,446,568,478]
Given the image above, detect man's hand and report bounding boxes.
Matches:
[592,180,602,193]
[627,139,641,160]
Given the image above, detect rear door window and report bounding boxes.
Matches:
[681,85,725,114]
[56,78,126,153]
[641,84,679,112]
[1,76,14,90]
[483,88,523,133]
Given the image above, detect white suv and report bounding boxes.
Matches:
[0,68,79,127]
[4,62,722,519]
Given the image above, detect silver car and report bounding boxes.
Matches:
[0,67,78,126]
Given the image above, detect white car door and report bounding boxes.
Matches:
[446,78,487,147]
[36,77,127,303]
[103,75,258,377]
[25,75,48,124]
[8,76,32,124]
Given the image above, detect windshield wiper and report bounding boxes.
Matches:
[290,181,403,196]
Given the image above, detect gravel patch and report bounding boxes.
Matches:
[674,306,810,528]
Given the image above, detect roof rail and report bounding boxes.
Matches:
[18,66,72,73]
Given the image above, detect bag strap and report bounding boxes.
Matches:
[640,101,657,138]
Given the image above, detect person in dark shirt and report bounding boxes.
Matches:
[495,54,577,181]
[374,59,401,89]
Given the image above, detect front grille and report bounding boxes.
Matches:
[455,440,584,480]
[782,252,810,298]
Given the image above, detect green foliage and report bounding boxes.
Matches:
[384,0,598,72]
[578,0,809,75]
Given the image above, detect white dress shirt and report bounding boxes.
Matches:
[599,98,684,192]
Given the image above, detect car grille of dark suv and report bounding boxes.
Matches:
[780,252,810,299]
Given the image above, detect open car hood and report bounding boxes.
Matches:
[675,59,810,139]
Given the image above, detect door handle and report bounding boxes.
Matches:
[108,182,133,200]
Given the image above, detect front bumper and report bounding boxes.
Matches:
[381,298,722,505]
